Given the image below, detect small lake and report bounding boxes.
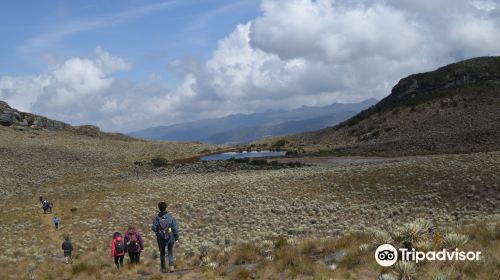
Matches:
[200,150,287,161]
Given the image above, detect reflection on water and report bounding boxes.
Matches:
[201,150,286,161]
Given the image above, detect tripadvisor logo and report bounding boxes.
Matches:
[375,244,398,267]
[375,244,482,267]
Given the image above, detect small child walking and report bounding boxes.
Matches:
[53,216,59,229]
[111,232,125,268]
[62,235,73,264]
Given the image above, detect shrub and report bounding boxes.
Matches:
[379,273,398,280]
[372,230,393,246]
[273,139,288,149]
[250,159,267,165]
[392,219,432,245]
[274,236,289,250]
[444,233,468,249]
[259,240,274,259]
[286,162,302,168]
[432,271,451,280]
[150,155,169,167]
[230,268,253,280]
[232,157,250,164]
[413,239,433,252]
[228,244,260,265]
[199,242,212,258]
[393,261,417,280]
[274,246,316,276]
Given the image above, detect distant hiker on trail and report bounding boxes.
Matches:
[42,200,49,214]
[124,225,144,265]
[42,200,53,214]
[111,232,125,269]
[53,216,59,229]
[152,201,179,273]
[62,235,73,264]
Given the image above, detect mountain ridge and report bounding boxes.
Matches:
[272,56,500,156]
[129,99,377,144]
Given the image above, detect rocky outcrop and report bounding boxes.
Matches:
[282,56,500,156]
[0,101,20,126]
[0,100,138,141]
[0,101,70,130]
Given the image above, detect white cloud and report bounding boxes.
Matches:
[1,47,133,127]
[2,0,500,132]
[250,0,424,64]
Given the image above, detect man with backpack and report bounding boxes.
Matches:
[62,235,73,264]
[151,201,179,273]
[111,232,125,268]
[42,200,49,214]
[124,225,144,264]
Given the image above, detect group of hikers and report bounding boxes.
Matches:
[39,196,59,229]
[113,202,180,272]
[39,196,53,214]
[39,197,179,273]
[111,225,145,268]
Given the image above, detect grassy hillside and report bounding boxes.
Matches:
[264,57,500,156]
[1,123,499,279]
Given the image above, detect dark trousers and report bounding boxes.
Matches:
[157,236,174,269]
[54,222,58,229]
[114,255,124,268]
[129,251,140,264]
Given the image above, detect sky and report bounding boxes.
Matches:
[1,0,499,132]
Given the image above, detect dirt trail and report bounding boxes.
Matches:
[35,194,67,263]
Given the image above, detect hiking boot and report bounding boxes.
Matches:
[161,268,167,274]
[170,266,175,273]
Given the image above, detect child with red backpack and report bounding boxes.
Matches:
[124,225,144,264]
[111,232,125,268]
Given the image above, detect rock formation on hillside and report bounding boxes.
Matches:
[0,100,133,140]
[0,101,70,130]
[282,57,500,156]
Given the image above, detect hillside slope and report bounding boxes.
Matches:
[281,57,500,156]
[0,96,499,279]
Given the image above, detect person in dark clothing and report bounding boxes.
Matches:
[62,235,73,264]
[111,232,125,268]
[151,202,179,273]
[124,225,144,264]
[43,200,49,214]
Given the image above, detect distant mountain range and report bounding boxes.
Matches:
[128,99,377,144]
